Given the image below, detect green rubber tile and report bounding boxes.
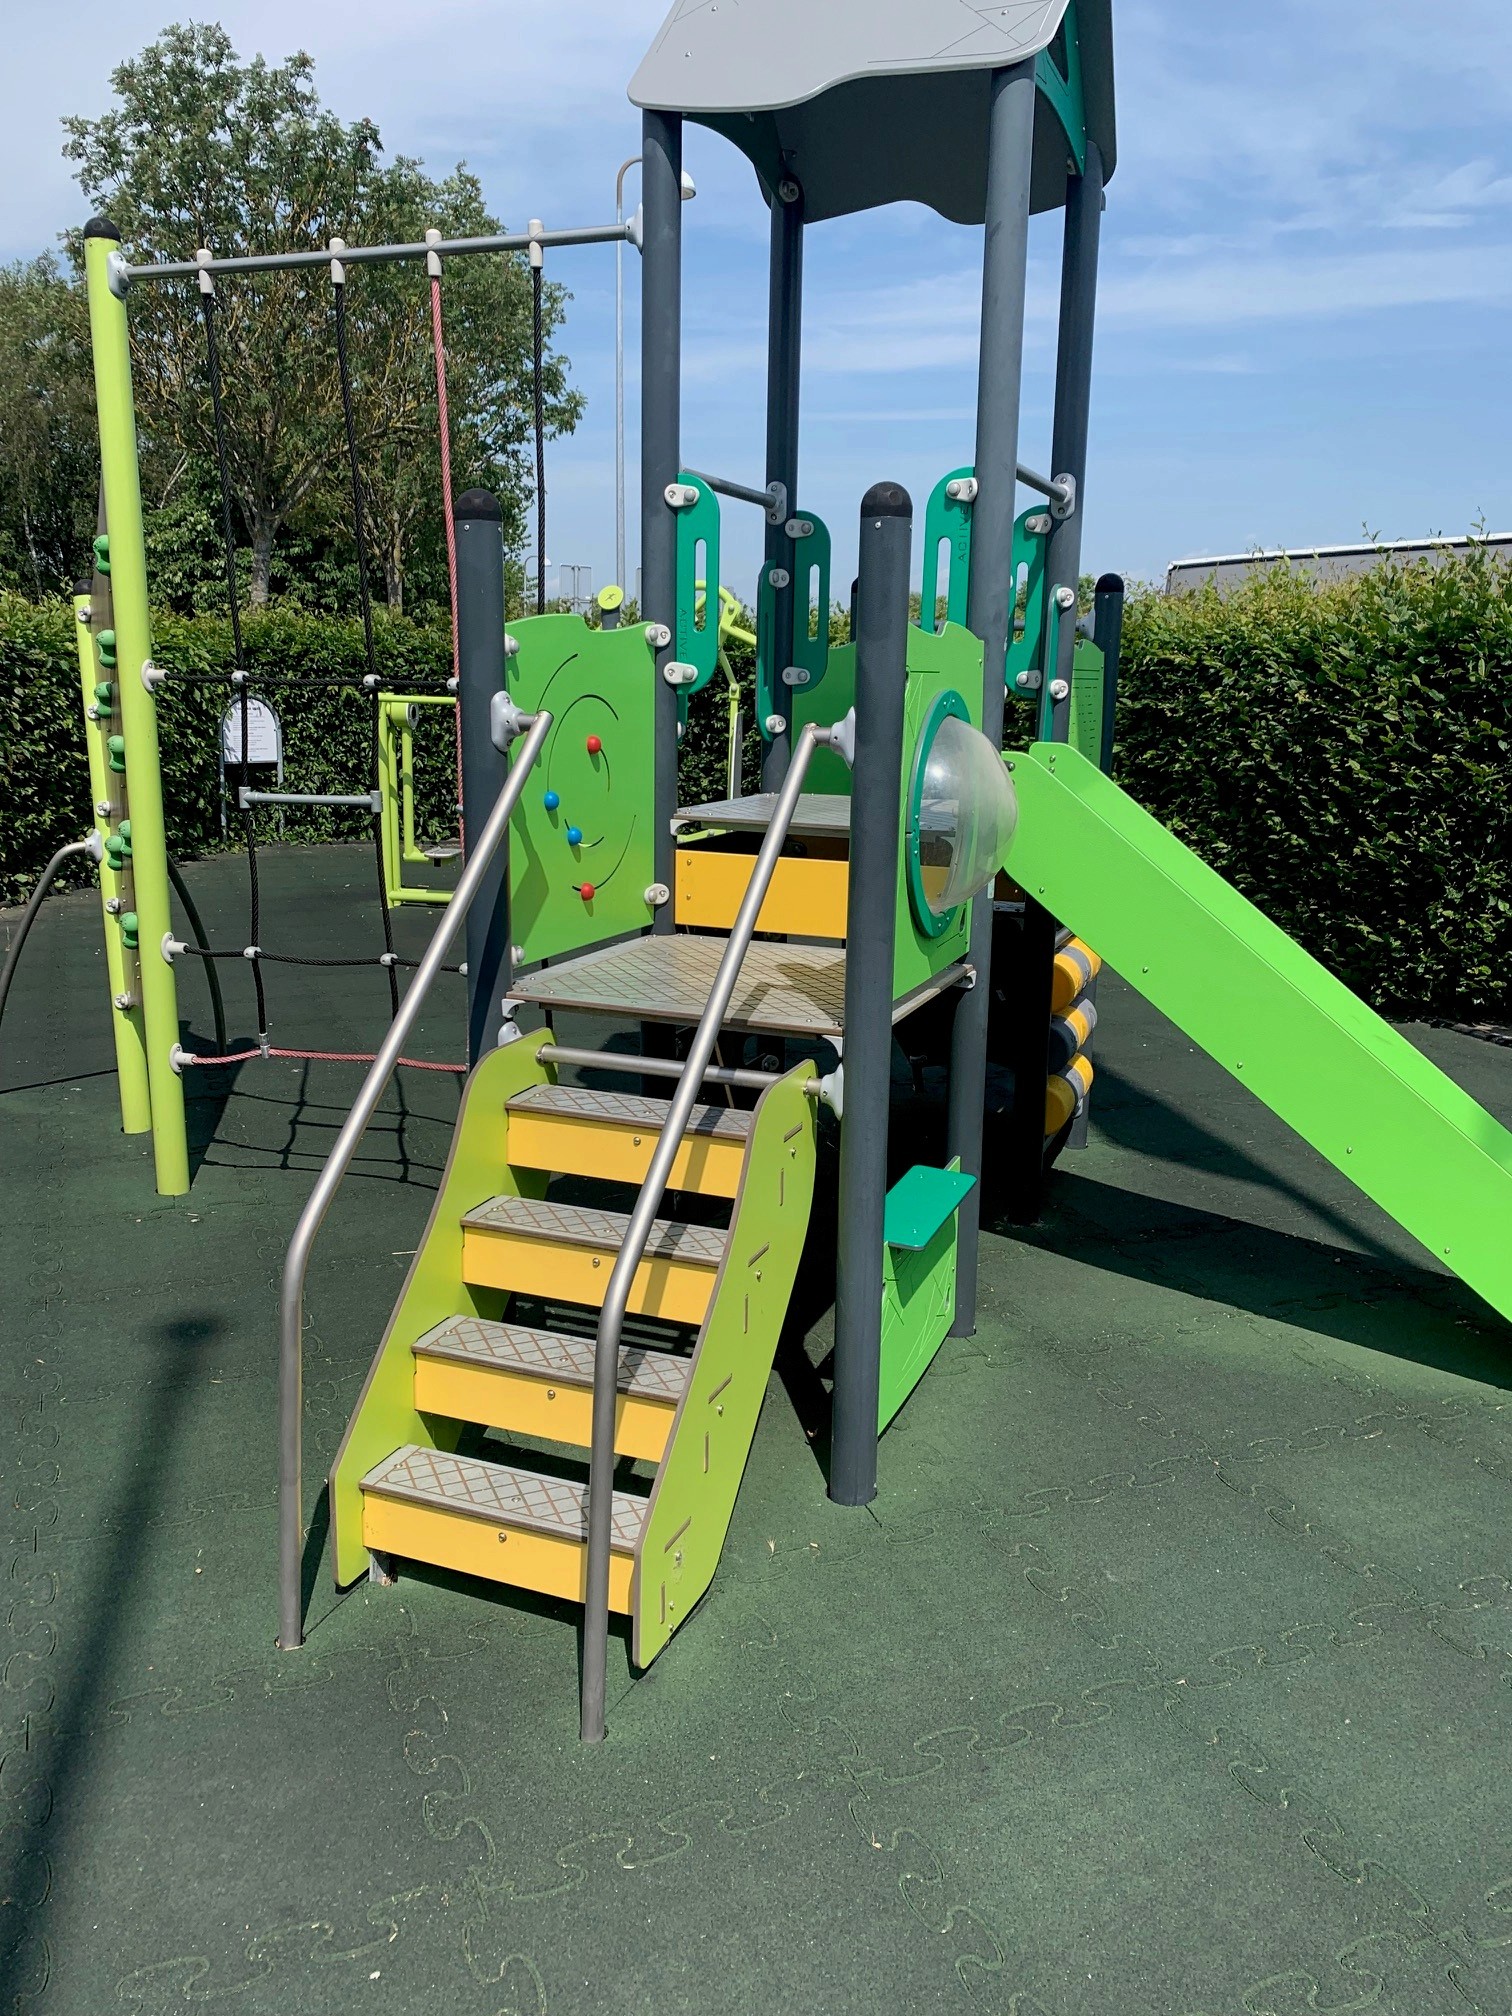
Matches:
[4,850,1512,2016]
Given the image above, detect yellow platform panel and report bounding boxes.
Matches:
[675,849,848,938]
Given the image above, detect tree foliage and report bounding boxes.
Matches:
[0,258,97,595]
[61,23,583,612]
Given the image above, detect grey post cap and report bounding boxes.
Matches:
[629,0,1115,225]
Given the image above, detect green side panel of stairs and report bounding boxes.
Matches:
[506,614,660,967]
[632,1064,818,1667]
[1007,742,1512,1324]
[327,1033,554,1586]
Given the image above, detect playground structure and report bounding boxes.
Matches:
[67,0,1512,1749]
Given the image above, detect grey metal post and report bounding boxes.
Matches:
[1044,140,1105,742]
[946,59,1038,1334]
[1000,141,1106,1217]
[761,176,804,792]
[831,482,912,1507]
[641,110,683,923]
[455,490,511,1064]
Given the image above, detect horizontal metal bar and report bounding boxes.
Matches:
[1017,461,1074,508]
[238,789,381,812]
[538,1042,794,1093]
[686,469,777,514]
[122,220,632,287]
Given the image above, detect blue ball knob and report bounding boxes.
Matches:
[565,825,583,847]
[543,790,560,812]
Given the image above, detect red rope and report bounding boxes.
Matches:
[180,1046,466,1075]
[430,270,465,862]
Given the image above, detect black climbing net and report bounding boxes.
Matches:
[159,242,551,1068]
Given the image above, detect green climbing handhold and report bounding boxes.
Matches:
[119,911,139,949]
[118,820,131,842]
[94,681,114,714]
[107,734,127,772]
[97,629,117,667]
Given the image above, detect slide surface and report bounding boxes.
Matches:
[1006,743,1512,1325]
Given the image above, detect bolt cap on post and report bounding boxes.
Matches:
[861,481,912,519]
[585,735,602,755]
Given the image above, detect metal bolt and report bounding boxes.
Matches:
[497,1532,508,1544]
[767,566,790,590]
[546,1389,556,1400]
[1049,678,1070,702]
[113,992,134,1011]
[1054,585,1077,611]
[105,897,124,915]
[778,177,801,204]
[673,1549,683,1567]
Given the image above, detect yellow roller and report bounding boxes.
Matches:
[1050,939,1102,1015]
[1044,1052,1095,1137]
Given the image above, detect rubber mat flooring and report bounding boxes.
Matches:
[2,844,1510,2016]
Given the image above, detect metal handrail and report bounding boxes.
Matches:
[579,718,837,1741]
[276,710,552,1651]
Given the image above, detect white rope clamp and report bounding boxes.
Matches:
[329,236,347,286]
[424,226,443,280]
[195,247,215,297]
[527,218,544,272]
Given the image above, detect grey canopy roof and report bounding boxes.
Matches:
[629,0,1115,224]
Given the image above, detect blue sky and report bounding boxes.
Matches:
[4,0,1512,600]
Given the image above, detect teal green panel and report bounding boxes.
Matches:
[878,1158,963,1431]
[1068,638,1105,768]
[922,468,974,630]
[675,472,722,693]
[505,615,659,967]
[1007,743,1512,1325]
[1036,0,1088,173]
[1006,506,1051,709]
[756,511,833,729]
[884,1164,977,1251]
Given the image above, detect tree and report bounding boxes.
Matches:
[0,257,96,595]
[63,23,581,611]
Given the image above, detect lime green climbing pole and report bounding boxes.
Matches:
[84,225,189,1195]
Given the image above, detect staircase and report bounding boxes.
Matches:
[329,1031,817,1668]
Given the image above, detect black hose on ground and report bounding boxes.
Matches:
[0,838,93,1044]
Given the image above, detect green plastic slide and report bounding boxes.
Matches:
[1006,743,1512,1324]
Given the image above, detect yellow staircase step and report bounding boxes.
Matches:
[506,1084,751,1197]
[411,1315,690,1462]
[361,1445,645,1611]
[460,1196,726,1325]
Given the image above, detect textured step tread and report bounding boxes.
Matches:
[362,1445,647,1552]
[508,1083,753,1140]
[461,1195,728,1267]
[413,1316,692,1404]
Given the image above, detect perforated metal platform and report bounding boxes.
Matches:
[461,1194,729,1267]
[411,1315,692,1403]
[362,1445,647,1550]
[507,1083,754,1139]
[672,792,852,838]
[510,933,968,1038]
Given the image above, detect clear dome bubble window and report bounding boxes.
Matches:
[906,691,1020,938]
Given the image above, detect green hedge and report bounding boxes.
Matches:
[5,563,1509,1022]
[1114,557,1512,1021]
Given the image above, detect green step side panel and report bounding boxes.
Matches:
[878,1159,968,1432]
[632,1064,818,1667]
[327,1034,554,1586]
[506,615,660,966]
[1007,743,1512,1324]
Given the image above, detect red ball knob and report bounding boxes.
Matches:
[578,882,595,901]
[585,734,602,755]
